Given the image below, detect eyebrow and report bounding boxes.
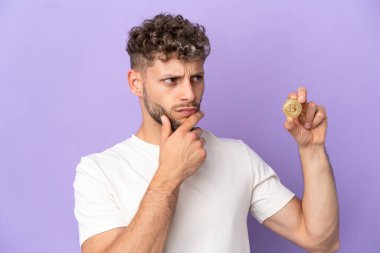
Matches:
[158,71,204,81]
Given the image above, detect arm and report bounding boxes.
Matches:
[299,145,339,249]
[81,112,206,253]
[263,87,339,252]
[81,171,181,253]
[263,146,339,252]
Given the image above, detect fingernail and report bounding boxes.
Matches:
[305,122,311,129]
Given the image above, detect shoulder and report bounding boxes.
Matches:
[202,130,265,164]
[201,129,249,156]
[75,138,130,175]
[202,129,244,146]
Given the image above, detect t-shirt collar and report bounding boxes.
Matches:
[130,134,160,154]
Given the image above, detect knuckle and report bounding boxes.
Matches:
[199,149,207,159]
[188,132,197,140]
[297,86,307,92]
[194,140,202,148]
[316,112,324,118]
[194,127,202,136]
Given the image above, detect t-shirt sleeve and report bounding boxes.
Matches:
[73,156,128,246]
[242,143,295,223]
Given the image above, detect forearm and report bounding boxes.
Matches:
[104,171,181,253]
[299,145,339,249]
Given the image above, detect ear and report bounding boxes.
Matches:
[127,69,143,97]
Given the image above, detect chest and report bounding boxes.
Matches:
[106,151,252,225]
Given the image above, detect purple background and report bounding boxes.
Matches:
[1,0,379,252]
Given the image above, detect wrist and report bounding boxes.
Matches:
[150,168,182,194]
[299,145,327,160]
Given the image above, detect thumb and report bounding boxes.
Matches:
[160,115,172,144]
[284,117,299,137]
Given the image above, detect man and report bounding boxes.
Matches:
[73,14,339,253]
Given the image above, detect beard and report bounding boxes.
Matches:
[142,85,201,131]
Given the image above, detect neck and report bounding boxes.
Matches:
[135,115,162,146]
[134,99,162,145]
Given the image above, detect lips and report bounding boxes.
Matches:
[176,107,198,117]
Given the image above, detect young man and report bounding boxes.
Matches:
[73,14,339,253]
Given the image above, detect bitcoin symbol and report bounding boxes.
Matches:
[283,99,302,118]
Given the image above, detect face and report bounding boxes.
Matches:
[141,57,205,131]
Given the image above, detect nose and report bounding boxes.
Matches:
[179,80,196,102]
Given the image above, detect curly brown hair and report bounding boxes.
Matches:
[126,14,211,71]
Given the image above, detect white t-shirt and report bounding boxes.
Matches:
[73,130,295,252]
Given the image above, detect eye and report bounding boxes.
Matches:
[191,75,203,82]
[163,78,177,85]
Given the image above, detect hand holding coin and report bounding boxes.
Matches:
[283,86,328,147]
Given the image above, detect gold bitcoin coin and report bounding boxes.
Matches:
[282,99,302,118]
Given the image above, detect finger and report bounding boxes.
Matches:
[194,137,206,148]
[284,116,299,137]
[287,92,297,100]
[312,105,327,127]
[304,102,318,129]
[191,127,203,139]
[199,137,206,146]
[160,115,172,143]
[179,111,205,132]
[297,86,307,104]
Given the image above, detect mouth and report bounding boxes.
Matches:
[176,107,198,117]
